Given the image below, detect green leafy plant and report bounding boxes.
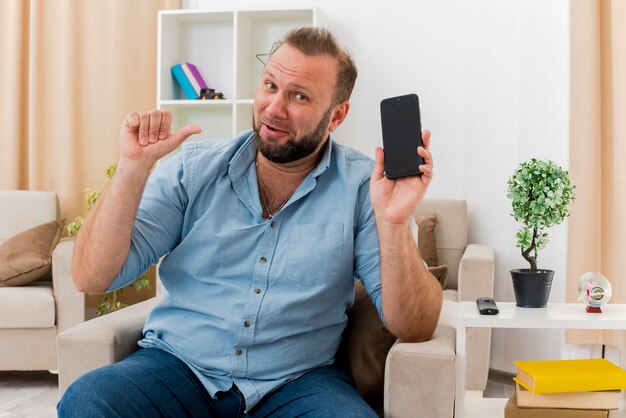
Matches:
[507,158,576,272]
[66,163,150,316]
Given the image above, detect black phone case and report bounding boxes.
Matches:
[380,93,424,179]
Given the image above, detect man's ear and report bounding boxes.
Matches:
[328,101,350,132]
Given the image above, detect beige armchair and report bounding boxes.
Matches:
[384,199,495,417]
[0,190,85,371]
[57,199,494,418]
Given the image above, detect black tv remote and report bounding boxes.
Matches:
[476,297,499,315]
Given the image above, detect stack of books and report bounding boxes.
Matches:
[171,62,209,100]
[504,358,626,417]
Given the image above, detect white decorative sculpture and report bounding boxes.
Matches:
[578,272,612,313]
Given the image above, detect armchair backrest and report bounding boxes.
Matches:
[0,190,59,243]
[414,199,468,290]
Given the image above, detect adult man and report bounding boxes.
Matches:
[58,27,442,417]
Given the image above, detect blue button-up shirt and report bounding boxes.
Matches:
[108,130,383,411]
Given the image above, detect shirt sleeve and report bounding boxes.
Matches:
[353,180,427,324]
[353,178,386,323]
[106,151,191,291]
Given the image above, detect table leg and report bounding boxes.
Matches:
[456,324,466,418]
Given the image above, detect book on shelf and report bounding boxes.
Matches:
[180,64,201,96]
[171,64,198,100]
[182,62,209,92]
[505,394,610,418]
[514,358,626,394]
[515,383,619,410]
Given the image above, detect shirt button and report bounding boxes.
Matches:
[235,348,243,355]
[270,221,277,228]
[260,257,267,263]
[244,320,251,327]
[254,288,261,294]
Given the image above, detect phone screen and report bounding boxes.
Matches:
[380,93,424,179]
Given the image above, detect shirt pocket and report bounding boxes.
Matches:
[284,223,344,286]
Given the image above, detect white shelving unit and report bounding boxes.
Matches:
[157,8,324,141]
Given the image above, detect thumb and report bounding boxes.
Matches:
[372,147,385,181]
[168,124,202,148]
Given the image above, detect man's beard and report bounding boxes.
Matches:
[253,107,332,164]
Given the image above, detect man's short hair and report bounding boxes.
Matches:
[273,27,358,105]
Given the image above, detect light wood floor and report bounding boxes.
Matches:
[0,371,58,418]
[484,369,516,398]
[0,369,515,417]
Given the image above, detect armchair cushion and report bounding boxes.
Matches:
[0,219,64,286]
[415,213,439,267]
[0,283,55,328]
[336,280,396,400]
[429,264,449,289]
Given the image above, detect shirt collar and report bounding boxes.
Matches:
[228,130,334,183]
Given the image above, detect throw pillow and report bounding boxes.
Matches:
[0,219,64,287]
[429,264,449,290]
[414,213,438,267]
[335,280,396,401]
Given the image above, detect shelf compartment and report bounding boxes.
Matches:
[158,11,234,101]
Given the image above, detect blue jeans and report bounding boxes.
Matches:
[57,347,377,417]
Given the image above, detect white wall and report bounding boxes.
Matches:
[192,0,572,373]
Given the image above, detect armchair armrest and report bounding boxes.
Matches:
[384,300,457,418]
[57,297,159,397]
[457,243,495,391]
[52,238,86,334]
[457,244,495,302]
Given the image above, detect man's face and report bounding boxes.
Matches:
[253,44,340,164]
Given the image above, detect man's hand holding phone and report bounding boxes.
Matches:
[370,94,433,226]
[370,130,433,226]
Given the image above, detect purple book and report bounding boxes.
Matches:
[183,62,209,90]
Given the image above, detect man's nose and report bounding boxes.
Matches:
[266,94,288,119]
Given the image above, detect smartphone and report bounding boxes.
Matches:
[380,93,424,179]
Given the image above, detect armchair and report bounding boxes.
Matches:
[0,190,85,371]
[384,199,495,417]
[57,199,494,418]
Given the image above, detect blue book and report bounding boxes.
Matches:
[171,64,198,99]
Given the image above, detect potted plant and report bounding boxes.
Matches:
[507,158,576,308]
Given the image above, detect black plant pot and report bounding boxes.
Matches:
[511,269,554,308]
